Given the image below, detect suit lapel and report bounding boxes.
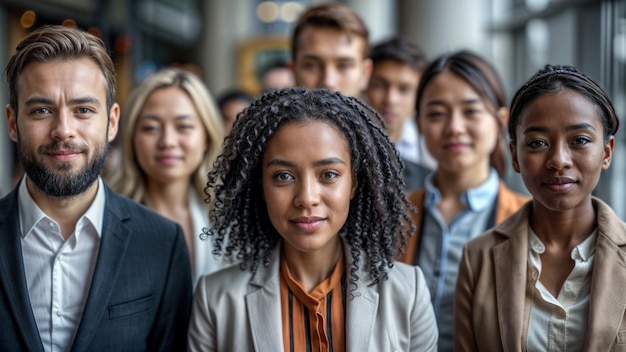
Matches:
[0,190,45,352]
[345,241,378,352]
[70,189,133,352]
[584,199,626,351]
[493,207,531,352]
[246,247,284,352]
[345,282,378,352]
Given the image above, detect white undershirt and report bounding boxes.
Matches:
[527,228,596,352]
[18,177,104,352]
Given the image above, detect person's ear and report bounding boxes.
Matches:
[510,141,520,174]
[496,107,509,133]
[107,103,120,142]
[350,175,358,199]
[359,58,373,91]
[6,104,18,143]
[602,136,615,171]
[288,59,296,75]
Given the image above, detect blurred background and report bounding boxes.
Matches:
[0,0,624,215]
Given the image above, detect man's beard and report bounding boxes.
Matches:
[18,140,109,199]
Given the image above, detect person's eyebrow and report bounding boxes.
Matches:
[24,95,102,107]
[523,122,596,134]
[266,157,347,168]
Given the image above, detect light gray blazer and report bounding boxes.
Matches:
[188,241,438,352]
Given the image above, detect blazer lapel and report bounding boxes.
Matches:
[345,242,378,352]
[584,198,626,351]
[246,247,284,352]
[70,189,133,352]
[345,282,378,352]
[493,206,531,352]
[0,190,45,352]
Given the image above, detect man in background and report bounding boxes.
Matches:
[366,36,437,190]
[289,2,372,98]
[261,59,295,92]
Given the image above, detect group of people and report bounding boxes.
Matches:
[1,2,624,352]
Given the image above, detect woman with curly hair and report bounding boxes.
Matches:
[188,87,437,351]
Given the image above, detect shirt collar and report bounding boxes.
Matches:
[529,228,597,261]
[17,176,106,239]
[425,168,499,211]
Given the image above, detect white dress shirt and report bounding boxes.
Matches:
[18,177,105,352]
[527,228,596,352]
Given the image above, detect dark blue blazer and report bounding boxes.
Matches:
[0,182,193,351]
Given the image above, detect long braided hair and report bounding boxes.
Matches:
[202,87,414,290]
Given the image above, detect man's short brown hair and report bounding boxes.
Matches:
[291,3,369,60]
[5,25,116,113]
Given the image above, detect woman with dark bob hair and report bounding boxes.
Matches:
[455,65,622,351]
[188,87,437,351]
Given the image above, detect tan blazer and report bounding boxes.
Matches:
[454,197,626,352]
[399,181,529,264]
[188,241,438,352]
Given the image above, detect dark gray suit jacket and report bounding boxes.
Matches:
[0,182,193,351]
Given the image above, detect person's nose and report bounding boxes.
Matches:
[50,109,76,141]
[546,140,573,171]
[157,125,177,149]
[322,67,338,91]
[294,176,321,208]
[445,110,466,136]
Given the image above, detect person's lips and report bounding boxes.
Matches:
[156,155,183,166]
[290,216,326,232]
[542,177,576,192]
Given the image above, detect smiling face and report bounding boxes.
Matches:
[417,71,500,179]
[6,58,119,198]
[366,60,421,142]
[133,86,207,185]
[291,27,371,98]
[262,120,357,256]
[511,88,613,213]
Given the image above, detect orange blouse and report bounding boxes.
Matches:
[279,252,346,352]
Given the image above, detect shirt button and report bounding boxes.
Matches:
[56,309,64,317]
[58,254,64,262]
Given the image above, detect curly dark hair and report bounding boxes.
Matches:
[509,64,620,144]
[202,87,414,290]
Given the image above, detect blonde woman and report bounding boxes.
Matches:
[110,68,226,285]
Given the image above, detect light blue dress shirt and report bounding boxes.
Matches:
[417,169,500,352]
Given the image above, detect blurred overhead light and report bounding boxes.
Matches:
[61,18,77,28]
[257,1,280,23]
[280,2,303,23]
[88,27,102,39]
[20,10,36,29]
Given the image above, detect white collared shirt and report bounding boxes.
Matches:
[18,177,105,352]
[527,228,596,352]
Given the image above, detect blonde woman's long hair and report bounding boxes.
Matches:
[109,68,224,204]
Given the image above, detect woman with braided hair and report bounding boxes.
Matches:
[188,87,438,351]
[454,65,622,351]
